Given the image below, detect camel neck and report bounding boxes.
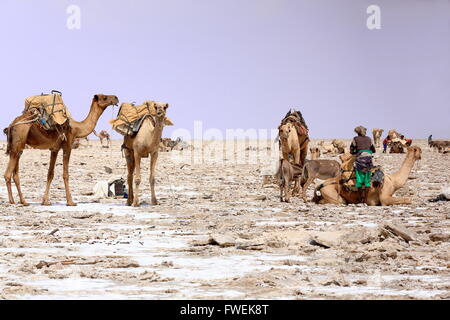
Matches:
[150,117,165,142]
[391,152,416,189]
[72,101,103,138]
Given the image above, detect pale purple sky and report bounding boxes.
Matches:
[1,0,449,139]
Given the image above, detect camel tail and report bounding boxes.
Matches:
[3,127,12,155]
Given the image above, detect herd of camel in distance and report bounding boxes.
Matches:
[1,93,449,208]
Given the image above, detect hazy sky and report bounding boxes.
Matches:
[0,0,448,139]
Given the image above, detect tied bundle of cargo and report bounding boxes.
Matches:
[109,101,173,136]
[23,90,72,131]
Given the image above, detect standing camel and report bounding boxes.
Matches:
[4,94,119,206]
[278,122,301,164]
[122,102,171,207]
[372,129,384,148]
[93,129,111,148]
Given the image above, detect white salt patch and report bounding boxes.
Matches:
[255,221,300,227]
[344,222,378,228]
[297,285,445,298]
[0,247,62,254]
[24,278,115,292]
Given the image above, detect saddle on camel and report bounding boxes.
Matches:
[344,126,383,202]
[110,101,173,136]
[7,90,72,139]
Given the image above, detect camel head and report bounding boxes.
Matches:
[310,147,321,159]
[339,153,355,170]
[93,94,119,109]
[278,123,292,141]
[153,102,169,118]
[407,146,422,160]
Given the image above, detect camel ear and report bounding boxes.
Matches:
[164,117,174,126]
[164,103,169,110]
[94,95,99,101]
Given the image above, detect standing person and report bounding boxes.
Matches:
[383,135,391,153]
[350,126,376,203]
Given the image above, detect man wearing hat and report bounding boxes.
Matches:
[350,126,376,203]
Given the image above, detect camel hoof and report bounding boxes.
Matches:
[132,202,140,207]
[66,202,77,207]
[151,200,159,205]
[21,202,30,207]
[42,200,52,206]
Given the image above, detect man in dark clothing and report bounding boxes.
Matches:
[350,126,376,203]
[383,135,391,153]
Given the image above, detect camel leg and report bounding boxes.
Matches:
[124,148,135,206]
[320,185,346,205]
[293,177,301,196]
[4,124,30,205]
[280,182,284,202]
[132,153,142,207]
[300,140,309,167]
[4,153,19,204]
[149,152,159,205]
[62,146,76,206]
[294,149,301,165]
[284,180,291,203]
[12,152,28,206]
[42,150,59,206]
[379,189,412,206]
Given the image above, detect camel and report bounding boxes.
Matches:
[310,147,321,160]
[4,94,119,206]
[428,135,450,153]
[93,129,111,148]
[331,139,346,154]
[372,129,384,148]
[388,129,400,140]
[278,122,301,165]
[317,140,337,154]
[72,137,90,149]
[313,146,422,206]
[279,110,309,166]
[389,140,405,153]
[122,102,171,207]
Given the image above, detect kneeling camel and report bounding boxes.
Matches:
[313,146,422,206]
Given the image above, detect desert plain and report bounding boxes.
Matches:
[0,138,449,299]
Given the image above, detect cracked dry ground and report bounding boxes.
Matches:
[0,139,449,299]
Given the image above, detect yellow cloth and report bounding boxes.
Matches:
[24,93,71,126]
[109,101,173,136]
[110,102,157,129]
